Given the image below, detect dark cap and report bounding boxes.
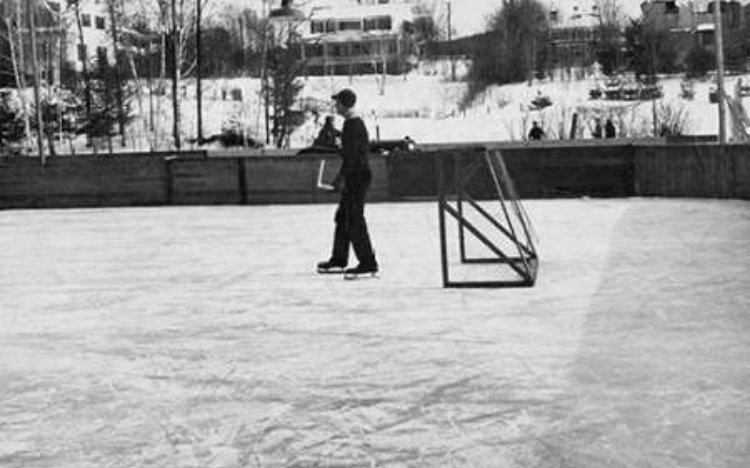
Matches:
[332,88,356,108]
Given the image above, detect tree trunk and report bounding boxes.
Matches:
[108,0,126,146]
[74,2,93,147]
[5,14,21,96]
[196,0,203,142]
[44,41,56,156]
[171,0,181,150]
[158,33,166,147]
[14,3,33,154]
[27,0,45,161]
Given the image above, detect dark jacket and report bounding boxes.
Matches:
[338,116,370,179]
[314,122,340,148]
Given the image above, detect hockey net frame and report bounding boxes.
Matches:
[436,147,539,288]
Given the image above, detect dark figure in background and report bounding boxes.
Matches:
[592,118,603,138]
[317,89,379,276]
[313,115,341,149]
[403,135,416,151]
[605,119,616,138]
[528,121,545,140]
[591,119,603,138]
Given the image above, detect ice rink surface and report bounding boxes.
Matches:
[1,199,749,468]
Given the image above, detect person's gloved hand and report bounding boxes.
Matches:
[331,175,344,193]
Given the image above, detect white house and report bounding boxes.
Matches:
[270,0,429,75]
[47,0,114,73]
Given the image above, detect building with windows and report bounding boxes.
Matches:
[48,0,114,73]
[547,4,602,71]
[641,0,746,45]
[269,0,429,75]
[1,1,115,87]
[640,0,746,65]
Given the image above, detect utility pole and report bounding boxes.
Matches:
[27,0,45,162]
[714,0,726,145]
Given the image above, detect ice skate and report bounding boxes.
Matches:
[343,263,379,280]
[317,259,347,274]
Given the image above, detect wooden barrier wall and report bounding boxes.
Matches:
[734,145,750,199]
[633,144,737,198]
[0,154,170,209]
[387,143,635,199]
[0,144,748,210]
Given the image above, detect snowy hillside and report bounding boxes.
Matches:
[49,63,742,155]
[172,69,746,151]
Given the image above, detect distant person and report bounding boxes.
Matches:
[317,88,379,278]
[528,121,545,140]
[403,135,416,151]
[592,118,603,139]
[313,116,340,149]
[605,119,616,138]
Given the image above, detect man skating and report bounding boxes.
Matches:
[317,89,379,278]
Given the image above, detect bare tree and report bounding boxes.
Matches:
[265,17,305,148]
[465,0,549,103]
[107,0,126,145]
[25,0,45,160]
[195,0,204,142]
[594,0,626,74]
[67,0,93,146]
[170,0,181,149]
[139,0,206,149]
[3,1,34,152]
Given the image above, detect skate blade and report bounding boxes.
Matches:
[343,272,379,281]
[317,268,346,275]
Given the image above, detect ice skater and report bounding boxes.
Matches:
[317,88,379,279]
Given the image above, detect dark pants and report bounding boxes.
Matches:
[331,170,376,266]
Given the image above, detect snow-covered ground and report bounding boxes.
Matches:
[15,68,745,154]
[1,198,748,467]
[128,70,748,153]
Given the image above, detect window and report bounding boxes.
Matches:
[313,19,335,33]
[331,44,346,57]
[81,13,91,27]
[311,20,325,34]
[364,18,377,31]
[77,43,88,61]
[95,16,106,30]
[338,20,361,31]
[364,16,391,31]
[306,43,323,57]
[96,46,107,64]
